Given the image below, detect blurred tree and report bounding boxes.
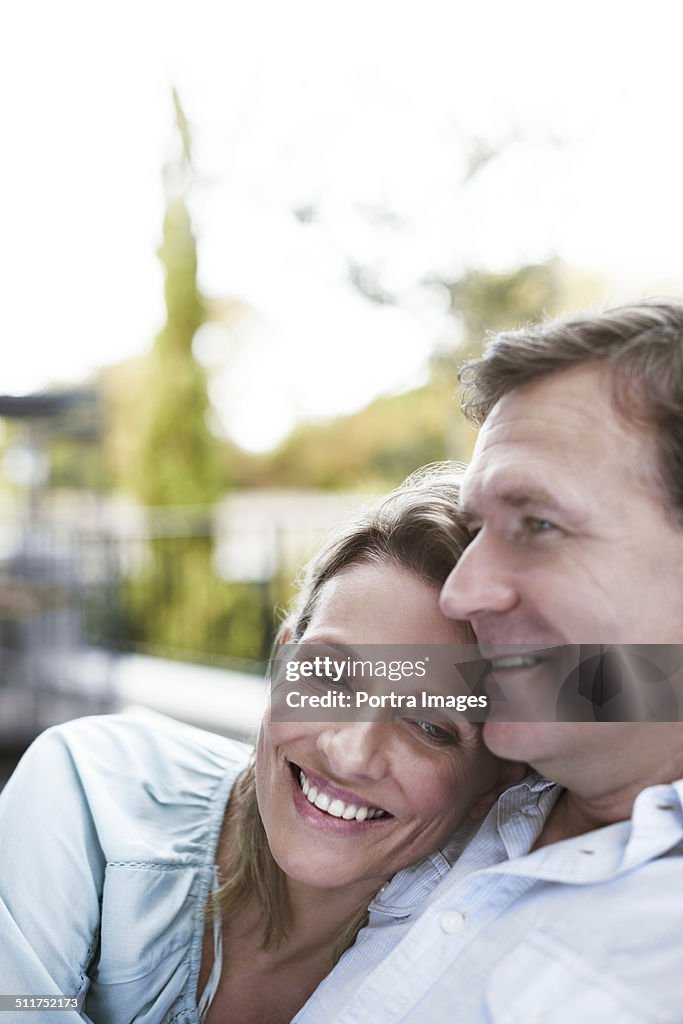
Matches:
[445,258,563,355]
[429,258,566,393]
[258,382,459,490]
[254,259,575,489]
[94,92,275,665]
[131,88,226,506]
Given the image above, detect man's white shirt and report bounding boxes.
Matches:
[295,774,683,1024]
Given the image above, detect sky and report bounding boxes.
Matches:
[2,1,683,449]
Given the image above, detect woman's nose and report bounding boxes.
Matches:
[316,722,389,782]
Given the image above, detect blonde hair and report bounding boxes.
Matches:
[209,464,471,960]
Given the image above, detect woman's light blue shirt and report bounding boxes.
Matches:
[0,713,252,1024]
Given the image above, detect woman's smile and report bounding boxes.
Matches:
[288,760,392,831]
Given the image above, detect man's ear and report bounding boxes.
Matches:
[467,761,529,822]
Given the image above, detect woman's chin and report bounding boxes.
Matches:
[269,846,386,895]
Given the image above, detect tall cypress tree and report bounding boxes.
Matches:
[133,89,224,506]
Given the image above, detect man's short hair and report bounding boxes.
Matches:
[459,297,683,521]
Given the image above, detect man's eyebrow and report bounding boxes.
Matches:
[463,485,581,523]
[498,488,565,512]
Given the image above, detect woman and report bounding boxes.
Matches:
[0,467,517,1024]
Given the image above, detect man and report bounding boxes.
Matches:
[296,298,683,1023]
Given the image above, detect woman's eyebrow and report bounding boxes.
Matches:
[295,636,359,658]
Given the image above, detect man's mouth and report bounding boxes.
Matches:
[487,654,543,670]
[293,765,390,822]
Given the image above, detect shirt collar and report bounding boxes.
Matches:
[369,773,554,918]
[368,821,479,918]
[487,777,683,885]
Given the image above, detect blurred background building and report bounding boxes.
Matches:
[0,391,115,781]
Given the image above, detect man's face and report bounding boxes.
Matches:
[439,363,683,772]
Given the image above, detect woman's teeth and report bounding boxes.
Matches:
[297,769,387,822]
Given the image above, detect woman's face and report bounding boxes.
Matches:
[256,561,510,897]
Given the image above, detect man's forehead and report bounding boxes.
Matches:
[461,368,631,507]
[478,369,608,443]
[462,407,574,501]
[460,452,573,518]
[461,365,661,516]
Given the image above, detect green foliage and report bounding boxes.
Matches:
[99,357,147,495]
[130,98,226,506]
[254,379,470,491]
[89,532,278,664]
[444,259,564,357]
[93,92,238,664]
[427,259,570,417]
[158,197,205,352]
[243,260,571,491]
[133,338,225,506]
[48,436,106,490]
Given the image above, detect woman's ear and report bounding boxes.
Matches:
[278,624,293,645]
[467,761,529,822]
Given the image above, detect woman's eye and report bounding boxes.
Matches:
[525,517,556,534]
[313,672,346,687]
[412,719,454,744]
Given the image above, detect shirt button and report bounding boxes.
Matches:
[440,910,466,933]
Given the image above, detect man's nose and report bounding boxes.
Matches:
[316,722,389,782]
[439,531,519,625]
